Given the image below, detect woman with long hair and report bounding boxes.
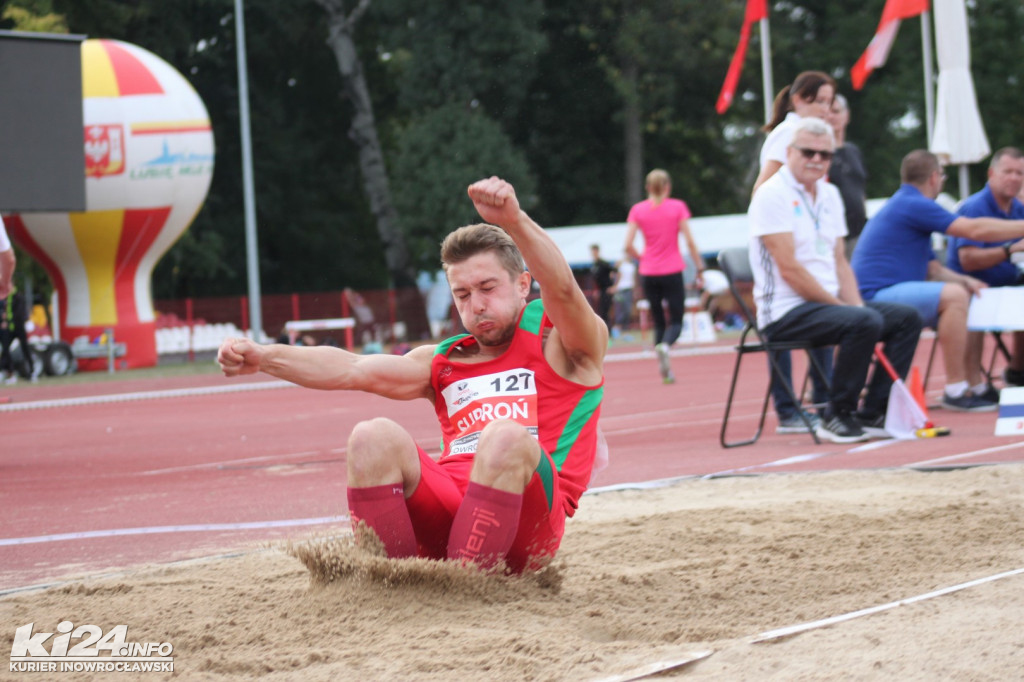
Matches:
[752,70,836,192]
[624,169,704,384]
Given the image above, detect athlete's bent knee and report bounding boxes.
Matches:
[474,420,539,476]
[347,417,411,484]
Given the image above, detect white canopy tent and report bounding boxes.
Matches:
[545,212,748,270]
[546,199,891,271]
[928,0,990,199]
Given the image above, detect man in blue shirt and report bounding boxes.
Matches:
[852,150,1024,411]
[946,147,1024,388]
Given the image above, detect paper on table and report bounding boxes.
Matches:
[967,287,1024,331]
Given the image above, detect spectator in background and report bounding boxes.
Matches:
[752,70,837,433]
[827,94,869,259]
[624,169,705,384]
[946,147,1024,389]
[589,244,615,325]
[749,117,921,443]
[344,287,378,345]
[0,287,33,383]
[609,253,637,339]
[0,216,24,383]
[852,150,1024,411]
[753,71,836,193]
[0,215,14,300]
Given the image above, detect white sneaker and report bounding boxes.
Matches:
[655,343,671,381]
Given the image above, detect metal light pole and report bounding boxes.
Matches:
[921,10,935,147]
[759,18,774,126]
[235,0,262,339]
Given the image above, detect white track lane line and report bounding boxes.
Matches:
[752,567,1024,643]
[139,437,440,476]
[0,346,734,412]
[701,451,834,479]
[586,450,835,493]
[140,448,342,475]
[603,345,734,363]
[0,516,351,547]
[907,439,1024,468]
[0,379,294,412]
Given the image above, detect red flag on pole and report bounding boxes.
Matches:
[850,0,930,90]
[716,0,768,114]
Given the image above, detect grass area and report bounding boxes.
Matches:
[6,353,222,389]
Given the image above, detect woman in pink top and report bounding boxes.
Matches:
[624,169,704,383]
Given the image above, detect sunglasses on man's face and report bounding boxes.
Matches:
[793,147,834,161]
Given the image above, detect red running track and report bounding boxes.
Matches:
[2,339,1022,591]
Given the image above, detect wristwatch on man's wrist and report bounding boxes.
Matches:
[1004,244,1013,260]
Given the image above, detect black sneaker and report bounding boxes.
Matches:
[816,412,869,443]
[972,384,1000,404]
[854,411,889,439]
[941,392,997,412]
[776,411,821,434]
[1005,367,1024,387]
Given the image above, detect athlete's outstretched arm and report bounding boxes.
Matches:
[467,177,607,375]
[217,339,435,401]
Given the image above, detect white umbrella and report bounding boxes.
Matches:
[928,0,990,200]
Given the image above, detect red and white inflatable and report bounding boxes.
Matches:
[8,39,214,369]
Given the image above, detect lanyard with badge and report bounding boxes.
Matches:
[795,187,830,256]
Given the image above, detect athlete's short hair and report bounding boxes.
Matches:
[440,223,525,280]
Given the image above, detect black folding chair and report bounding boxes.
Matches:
[718,247,833,448]
[922,330,1010,394]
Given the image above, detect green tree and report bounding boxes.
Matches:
[390,103,536,272]
[1,0,66,32]
[373,0,544,264]
[14,0,1024,300]
[52,0,391,298]
[375,0,545,126]
[319,0,413,291]
[759,0,930,199]
[560,0,755,216]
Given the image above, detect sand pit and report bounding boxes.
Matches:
[3,463,1023,681]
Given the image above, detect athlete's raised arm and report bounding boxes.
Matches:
[467,177,606,380]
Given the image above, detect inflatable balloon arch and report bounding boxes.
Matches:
[7,38,214,369]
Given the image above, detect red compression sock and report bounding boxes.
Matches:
[447,482,523,569]
[347,484,417,558]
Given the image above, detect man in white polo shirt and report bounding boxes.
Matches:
[749,117,922,443]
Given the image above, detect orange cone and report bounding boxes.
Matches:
[908,366,933,427]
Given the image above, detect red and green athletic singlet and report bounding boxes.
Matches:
[430,299,604,516]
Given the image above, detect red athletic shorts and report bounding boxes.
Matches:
[405,445,566,573]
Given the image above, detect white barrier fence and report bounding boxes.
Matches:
[156,323,245,355]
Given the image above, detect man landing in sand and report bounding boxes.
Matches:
[218,177,607,573]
